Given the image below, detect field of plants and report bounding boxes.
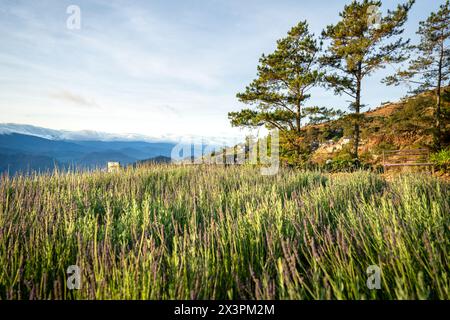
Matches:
[0,165,448,299]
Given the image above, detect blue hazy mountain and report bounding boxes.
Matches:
[0,130,177,175]
[0,152,60,175]
[134,155,172,166]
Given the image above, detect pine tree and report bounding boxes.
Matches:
[228,21,324,159]
[321,0,414,160]
[303,107,344,125]
[385,0,449,149]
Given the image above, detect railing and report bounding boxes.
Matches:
[382,149,434,173]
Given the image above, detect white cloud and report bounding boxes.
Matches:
[0,0,443,142]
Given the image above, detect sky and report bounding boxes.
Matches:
[0,0,445,142]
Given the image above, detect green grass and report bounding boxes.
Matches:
[0,165,448,299]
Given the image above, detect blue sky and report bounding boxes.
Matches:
[0,0,445,142]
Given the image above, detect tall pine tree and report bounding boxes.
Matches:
[228,21,324,161]
[385,0,449,149]
[321,0,414,160]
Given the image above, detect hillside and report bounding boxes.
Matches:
[201,88,449,168]
[309,88,450,165]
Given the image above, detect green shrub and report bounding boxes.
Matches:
[431,149,450,173]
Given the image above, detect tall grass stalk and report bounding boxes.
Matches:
[0,165,448,299]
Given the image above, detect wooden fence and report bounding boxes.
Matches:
[382,149,434,173]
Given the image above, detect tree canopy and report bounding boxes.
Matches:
[385,0,449,148]
[229,21,323,134]
[320,0,414,158]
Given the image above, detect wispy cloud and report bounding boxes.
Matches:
[50,90,99,108]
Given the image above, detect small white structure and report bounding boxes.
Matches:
[107,162,120,173]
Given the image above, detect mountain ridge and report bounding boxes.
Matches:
[0,123,238,145]
[0,132,178,174]
[0,123,176,143]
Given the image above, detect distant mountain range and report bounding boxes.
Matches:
[0,123,237,144]
[0,124,182,174]
[0,123,179,142]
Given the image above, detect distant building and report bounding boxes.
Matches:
[107,162,120,173]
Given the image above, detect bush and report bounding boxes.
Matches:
[431,149,450,173]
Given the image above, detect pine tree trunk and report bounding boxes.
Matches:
[296,111,301,134]
[436,83,441,150]
[435,37,444,150]
[354,66,362,160]
[296,102,301,160]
